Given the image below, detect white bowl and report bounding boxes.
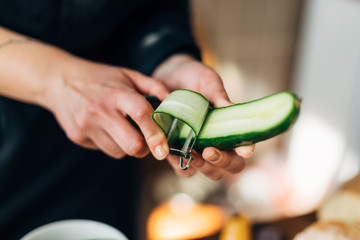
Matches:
[20,219,128,240]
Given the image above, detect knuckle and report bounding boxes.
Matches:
[130,69,142,79]
[176,168,196,178]
[190,157,205,168]
[231,160,246,173]
[145,132,166,147]
[75,117,89,130]
[201,167,224,180]
[75,102,99,130]
[67,131,87,145]
[202,67,221,83]
[230,166,243,174]
[151,80,166,90]
[209,171,224,180]
[212,157,231,169]
[205,68,218,79]
[125,138,146,157]
[113,151,126,160]
[130,102,152,121]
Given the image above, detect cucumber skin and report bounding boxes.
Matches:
[191,92,300,150]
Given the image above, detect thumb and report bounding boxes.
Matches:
[212,95,233,108]
[207,88,233,108]
[197,70,232,108]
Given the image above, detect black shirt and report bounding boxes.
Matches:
[0,0,200,239]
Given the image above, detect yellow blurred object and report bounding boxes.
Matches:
[147,198,224,240]
[219,214,251,240]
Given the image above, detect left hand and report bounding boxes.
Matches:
[153,54,255,179]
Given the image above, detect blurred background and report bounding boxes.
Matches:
[141,0,360,239]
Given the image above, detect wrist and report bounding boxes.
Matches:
[0,29,78,111]
[15,44,83,113]
[26,43,78,111]
[39,47,90,112]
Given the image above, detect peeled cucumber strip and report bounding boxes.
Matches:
[152,90,209,146]
[153,90,301,151]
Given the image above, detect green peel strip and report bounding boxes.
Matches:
[152,89,209,148]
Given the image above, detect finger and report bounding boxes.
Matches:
[202,147,246,174]
[190,151,225,180]
[121,68,170,101]
[100,113,150,158]
[212,96,233,108]
[77,138,98,150]
[88,128,127,159]
[64,126,98,150]
[203,80,232,108]
[235,144,255,158]
[117,93,169,160]
[53,110,99,150]
[166,154,197,178]
[198,70,232,108]
[208,85,232,108]
[69,133,99,150]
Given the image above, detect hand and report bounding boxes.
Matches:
[45,56,171,160]
[153,54,255,179]
[0,26,172,161]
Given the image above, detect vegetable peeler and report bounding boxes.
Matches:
[166,118,196,170]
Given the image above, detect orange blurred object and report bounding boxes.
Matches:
[147,199,224,239]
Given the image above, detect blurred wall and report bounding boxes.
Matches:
[285,0,360,212]
[191,0,303,158]
[191,0,360,220]
[191,0,303,103]
[191,0,360,221]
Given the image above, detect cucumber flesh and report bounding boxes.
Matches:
[152,89,209,149]
[152,89,209,137]
[153,90,300,151]
[192,91,300,150]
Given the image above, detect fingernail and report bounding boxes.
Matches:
[206,150,220,162]
[155,145,168,160]
[237,145,255,158]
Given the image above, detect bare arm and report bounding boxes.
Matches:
[0,26,63,107]
[0,26,170,160]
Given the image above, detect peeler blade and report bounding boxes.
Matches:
[167,118,196,170]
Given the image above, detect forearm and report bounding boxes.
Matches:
[0,26,75,109]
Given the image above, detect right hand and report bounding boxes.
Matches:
[45,57,170,160]
[0,27,170,160]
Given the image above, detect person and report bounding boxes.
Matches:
[0,0,254,239]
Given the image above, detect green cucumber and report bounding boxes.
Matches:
[152,90,300,151]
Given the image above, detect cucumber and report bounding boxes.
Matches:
[152,90,300,151]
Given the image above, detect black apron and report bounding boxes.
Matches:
[0,0,200,239]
